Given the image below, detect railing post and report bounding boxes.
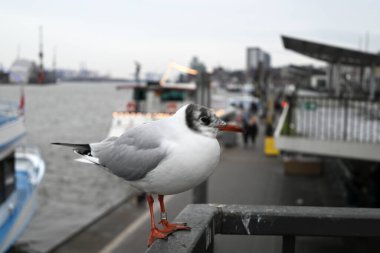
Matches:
[343,98,348,141]
[282,235,295,253]
[193,72,210,204]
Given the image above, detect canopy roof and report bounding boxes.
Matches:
[282,35,380,66]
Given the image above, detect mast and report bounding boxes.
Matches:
[38,26,45,84]
[52,47,57,82]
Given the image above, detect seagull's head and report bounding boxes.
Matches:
[182,104,243,138]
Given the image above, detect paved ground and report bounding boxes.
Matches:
[51,131,374,253]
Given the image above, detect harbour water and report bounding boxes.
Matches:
[0,82,137,252]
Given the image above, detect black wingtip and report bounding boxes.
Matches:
[51,142,91,155]
[51,142,73,146]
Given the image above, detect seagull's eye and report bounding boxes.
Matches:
[200,116,211,125]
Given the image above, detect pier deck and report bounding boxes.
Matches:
[51,131,365,253]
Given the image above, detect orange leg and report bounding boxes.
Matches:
[158,194,191,233]
[146,194,168,247]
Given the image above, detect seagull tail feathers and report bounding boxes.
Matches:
[74,153,101,166]
[52,142,103,167]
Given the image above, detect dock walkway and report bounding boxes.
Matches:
[52,132,356,253]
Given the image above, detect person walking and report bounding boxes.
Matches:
[243,103,259,147]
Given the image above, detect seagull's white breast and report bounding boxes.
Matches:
[130,133,220,195]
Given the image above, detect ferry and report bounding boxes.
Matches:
[108,62,244,147]
[109,83,197,137]
[108,62,199,137]
[0,97,45,253]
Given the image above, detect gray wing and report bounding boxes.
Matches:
[90,122,167,181]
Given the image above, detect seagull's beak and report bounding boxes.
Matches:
[216,119,244,133]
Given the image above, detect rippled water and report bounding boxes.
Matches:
[1,82,137,252]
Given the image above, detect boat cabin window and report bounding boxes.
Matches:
[133,88,186,102]
[133,88,146,101]
[0,152,16,204]
[160,90,185,101]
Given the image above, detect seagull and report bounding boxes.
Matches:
[52,103,242,246]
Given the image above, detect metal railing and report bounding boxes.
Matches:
[284,96,380,144]
[147,204,380,253]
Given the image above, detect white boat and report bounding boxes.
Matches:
[0,98,45,253]
[0,100,25,157]
[108,62,234,143]
[108,83,197,137]
[108,61,202,138]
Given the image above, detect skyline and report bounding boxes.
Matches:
[1,0,379,78]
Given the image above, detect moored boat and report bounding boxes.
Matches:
[0,98,45,253]
[109,63,198,137]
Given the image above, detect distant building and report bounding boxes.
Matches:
[246,47,271,88]
[55,68,104,81]
[190,57,206,73]
[0,63,8,83]
[9,59,38,84]
[145,72,161,82]
[211,67,248,89]
[246,47,271,73]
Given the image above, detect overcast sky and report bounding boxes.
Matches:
[1,0,379,78]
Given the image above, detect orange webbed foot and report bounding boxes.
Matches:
[159,219,192,233]
[147,228,169,247]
